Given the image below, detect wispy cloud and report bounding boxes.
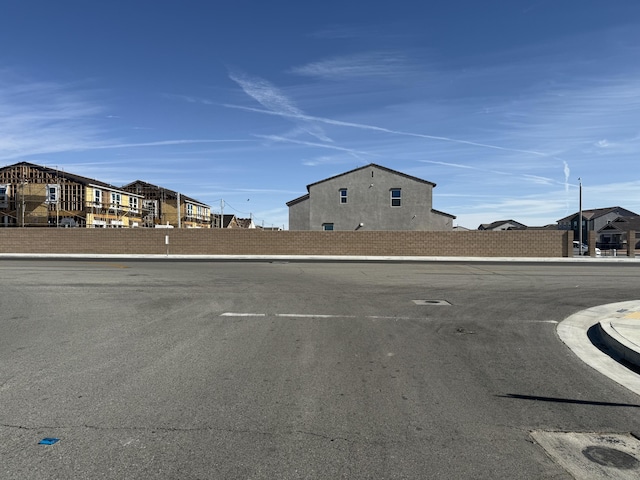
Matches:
[255,134,372,156]
[0,75,105,161]
[420,159,562,187]
[225,103,550,157]
[0,72,249,163]
[289,51,415,80]
[228,70,332,143]
[419,160,476,170]
[301,155,352,167]
[162,93,215,105]
[90,139,248,150]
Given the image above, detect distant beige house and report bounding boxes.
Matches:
[210,214,255,229]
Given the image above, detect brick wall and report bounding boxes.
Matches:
[0,229,571,257]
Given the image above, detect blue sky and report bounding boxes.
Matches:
[1,1,639,229]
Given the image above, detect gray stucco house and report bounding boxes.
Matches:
[286,163,455,231]
[557,206,638,244]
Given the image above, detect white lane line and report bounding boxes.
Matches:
[220,313,421,320]
[276,314,356,318]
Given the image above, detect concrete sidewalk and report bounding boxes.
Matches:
[598,304,640,371]
[556,301,640,397]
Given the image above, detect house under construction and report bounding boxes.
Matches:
[121,180,211,228]
[0,162,145,227]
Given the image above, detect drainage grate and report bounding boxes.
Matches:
[531,431,640,479]
[412,300,451,306]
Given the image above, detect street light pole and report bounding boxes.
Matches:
[579,177,583,255]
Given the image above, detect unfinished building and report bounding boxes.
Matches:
[121,180,211,228]
[0,162,144,228]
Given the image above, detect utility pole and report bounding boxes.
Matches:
[220,199,224,228]
[177,192,181,228]
[579,177,583,255]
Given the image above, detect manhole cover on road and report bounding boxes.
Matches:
[531,431,640,479]
[582,445,640,469]
[412,300,451,306]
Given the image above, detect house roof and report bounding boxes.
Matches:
[478,219,527,230]
[222,214,237,228]
[526,224,558,230]
[286,163,437,206]
[305,163,436,191]
[121,180,210,207]
[2,161,128,192]
[235,217,255,228]
[556,206,639,223]
[432,208,456,219]
[285,193,310,207]
[598,216,640,233]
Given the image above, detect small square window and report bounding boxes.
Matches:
[322,223,334,231]
[339,188,347,204]
[130,197,139,213]
[46,184,60,204]
[0,184,8,208]
[390,188,401,207]
[110,192,122,209]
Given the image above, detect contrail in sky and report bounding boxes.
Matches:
[224,103,549,157]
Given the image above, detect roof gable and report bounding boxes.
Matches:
[122,180,209,207]
[598,216,640,233]
[557,206,639,223]
[2,161,122,190]
[479,219,527,230]
[305,163,436,192]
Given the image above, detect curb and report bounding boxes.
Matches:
[0,253,639,262]
[598,320,640,370]
[557,301,640,397]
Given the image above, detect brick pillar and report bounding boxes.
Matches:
[589,231,596,257]
[628,230,636,258]
[564,231,572,257]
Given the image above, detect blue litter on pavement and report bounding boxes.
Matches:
[38,438,60,445]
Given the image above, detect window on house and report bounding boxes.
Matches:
[143,200,158,216]
[322,223,334,231]
[0,184,8,208]
[130,197,139,213]
[186,203,193,217]
[111,192,122,209]
[339,188,347,204]
[390,188,402,207]
[46,184,60,204]
[94,189,102,206]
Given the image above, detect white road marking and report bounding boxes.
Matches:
[220,313,420,320]
[275,313,356,318]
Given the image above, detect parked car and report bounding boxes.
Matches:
[573,241,601,257]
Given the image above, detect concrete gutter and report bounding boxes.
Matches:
[1,253,639,262]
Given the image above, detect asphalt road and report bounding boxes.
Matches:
[1,259,640,479]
